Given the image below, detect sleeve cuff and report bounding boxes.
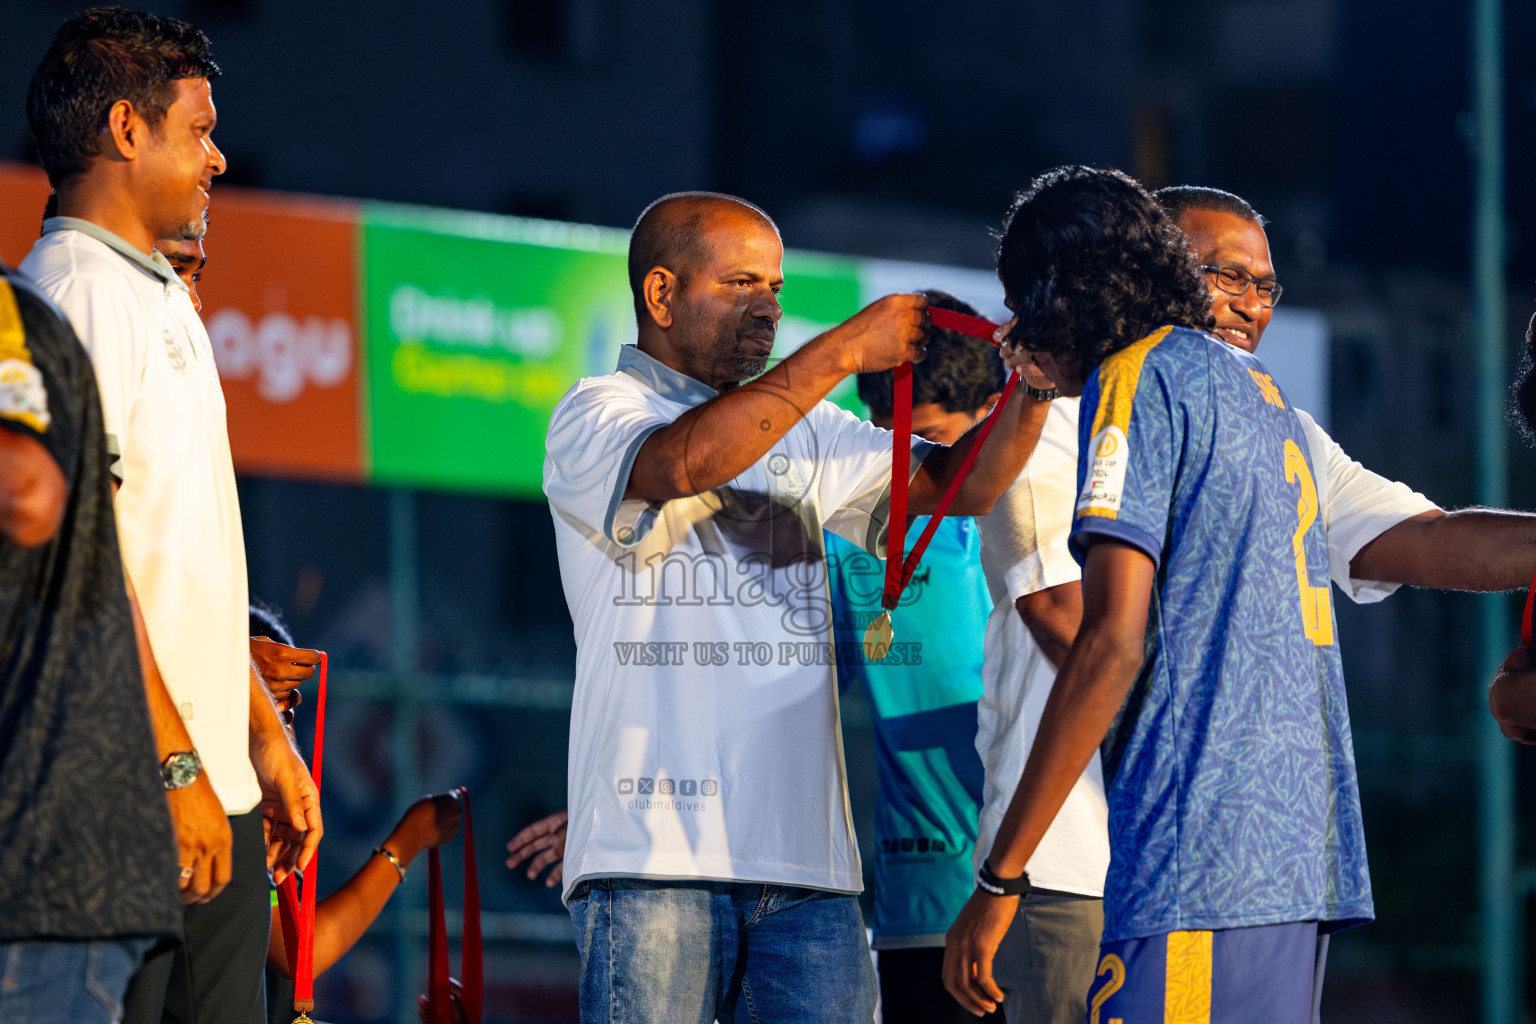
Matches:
[863,438,942,557]
[604,422,668,547]
[1069,517,1162,570]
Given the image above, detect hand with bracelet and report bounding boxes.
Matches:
[266,789,464,980]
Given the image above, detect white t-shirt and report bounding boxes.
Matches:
[545,345,935,902]
[975,397,1110,896]
[971,400,1441,898]
[1297,408,1441,603]
[22,219,258,814]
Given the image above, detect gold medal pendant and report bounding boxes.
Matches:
[863,610,895,662]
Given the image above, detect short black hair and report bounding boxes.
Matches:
[857,291,1005,418]
[1154,185,1267,227]
[996,166,1214,378]
[249,600,294,646]
[627,191,777,322]
[27,6,221,186]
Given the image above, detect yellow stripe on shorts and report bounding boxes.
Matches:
[1164,929,1213,1024]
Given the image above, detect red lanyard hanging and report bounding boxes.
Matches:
[864,308,1020,660]
[276,652,328,1024]
[424,789,483,1024]
[1522,571,1536,649]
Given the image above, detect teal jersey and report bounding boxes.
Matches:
[1070,326,1371,942]
[827,519,989,946]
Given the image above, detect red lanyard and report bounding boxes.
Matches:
[425,789,483,1024]
[878,307,1020,614]
[277,652,328,1022]
[1522,570,1536,649]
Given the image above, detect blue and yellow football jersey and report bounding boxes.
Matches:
[1069,325,1373,943]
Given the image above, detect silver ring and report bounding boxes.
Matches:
[179,866,194,881]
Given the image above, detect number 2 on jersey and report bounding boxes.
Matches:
[1283,439,1333,646]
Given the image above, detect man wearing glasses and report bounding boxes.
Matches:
[1159,185,1536,604]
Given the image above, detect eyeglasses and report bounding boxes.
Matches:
[1198,265,1283,308]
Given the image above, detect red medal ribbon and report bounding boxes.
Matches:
[880,308,1020,612]
[1522,570,1536,650]
[277,652,328,1018]
[425,789,483,1024]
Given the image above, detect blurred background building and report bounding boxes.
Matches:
[5,0,1536,1020]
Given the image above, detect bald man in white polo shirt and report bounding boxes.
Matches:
[21,12,319,1024]
[545,191,1056,1024]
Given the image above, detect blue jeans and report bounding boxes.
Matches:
[0,940,151,1023]
[568,878,877,1024]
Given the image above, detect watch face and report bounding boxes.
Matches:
[163,751,201,789]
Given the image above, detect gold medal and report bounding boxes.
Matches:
[863,610,895,662]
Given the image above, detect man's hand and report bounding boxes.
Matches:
[168,774,233,904]
[252,731,322,883]
[250,637,320,714]
[826,293,929,376]
[1491,646,1536,743]
[943,889,1017,1016]
[505,809,568,887]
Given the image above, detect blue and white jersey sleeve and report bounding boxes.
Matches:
[1069,327,1186,569]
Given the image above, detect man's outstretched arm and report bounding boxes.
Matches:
[943,540,1154,1017]
[1350,508,1536,592]
[626,295,927,501]
[906,387,1053,517]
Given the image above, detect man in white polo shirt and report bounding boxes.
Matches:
[544,191,1054,1023]
[21,10,320,1023]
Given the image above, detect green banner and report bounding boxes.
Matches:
[362,205,633,495]
[361,203,867,497]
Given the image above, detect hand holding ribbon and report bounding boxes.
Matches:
[863,308,1028,660]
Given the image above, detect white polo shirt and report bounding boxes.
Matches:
[22,219,258,815]
[972,399,1440,897]
[545,345,935,902]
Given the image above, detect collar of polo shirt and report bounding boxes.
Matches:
[617,345,718,405]
[42,217,186,294]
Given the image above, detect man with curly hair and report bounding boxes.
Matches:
[946,166,1365,1021]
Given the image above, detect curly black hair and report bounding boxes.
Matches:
[996,166,1213,377]
[1510,323,1536,448]
[27,7,221,186]
[856,290,1006,418]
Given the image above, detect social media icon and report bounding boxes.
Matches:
[680,780,697,796]
[638,778,655,794]
[618,778,634,794]
[701,780,718,796]
[658,779,675,795]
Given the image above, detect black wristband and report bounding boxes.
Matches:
[1024,384,1059,402]
[976,859,1031,897]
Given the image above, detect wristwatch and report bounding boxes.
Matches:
[160,750,203,790]
[976,859,1031,898]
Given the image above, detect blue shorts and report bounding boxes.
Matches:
[1086,922,1328,1024]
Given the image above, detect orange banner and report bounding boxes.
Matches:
[197,187,363,480]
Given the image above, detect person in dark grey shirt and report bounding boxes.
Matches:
[0,262,180,1023]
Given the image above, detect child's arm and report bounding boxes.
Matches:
[268,791,463,977]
